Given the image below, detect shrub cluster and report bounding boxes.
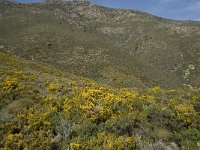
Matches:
[0,52,200,150]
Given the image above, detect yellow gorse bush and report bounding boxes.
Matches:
[139,94,155,103]
[47,83,61,92]
[17,106,52,130]
[149,86,161,93]
[80,88,116,122]
[72,131,137,150]
[174,103,196,126]
[1,76,25,93]
[3,133,23,149]
[1,50,200,150]
[67,143,81,150]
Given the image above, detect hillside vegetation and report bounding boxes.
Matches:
[0,1,199,88]
[0,50,200,150]
[0,1,200,150]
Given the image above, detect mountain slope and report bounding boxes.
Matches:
[0,51,200,150]
[0,1,199,89]
[1,1,200,149]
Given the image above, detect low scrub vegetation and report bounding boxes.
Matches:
[0,51,199,150]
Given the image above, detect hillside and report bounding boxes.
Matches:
[0,1,199,88]
[0,1,200,150]
[0,51,200,150]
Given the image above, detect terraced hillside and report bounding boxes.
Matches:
[0,1,199,89]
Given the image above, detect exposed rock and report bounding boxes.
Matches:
[0,45,4,49]
[51,133,62,144]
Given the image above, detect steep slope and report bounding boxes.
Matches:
[1,2,200,149]
[0,2,147,89]
[0,1,200,89]
[0,51,200,150]
[53,2,200,87]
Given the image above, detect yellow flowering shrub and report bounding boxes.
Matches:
[117,88,138,104]
[63,98,73,114]
[1,76,25,93]
[67,143,82,150]
[3,133,23,149]
[47,83,61,92]
[77,132,136,150]
[1,52,200,150]
[149,86,161,93]
[139,94,155,103]
[1,104,54,149]
[174,104,196,126]
[80,87,119,123]
[17,106,52,130]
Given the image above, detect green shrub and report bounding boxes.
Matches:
[7,98,35,114]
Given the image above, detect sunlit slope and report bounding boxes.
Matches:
[0,51,200,150]
[1,2,199,88]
